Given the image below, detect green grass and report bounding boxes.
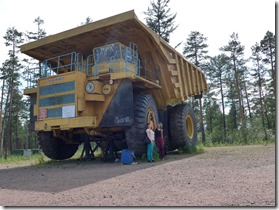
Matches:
[0,153,47,165]
[170,144,205,155]
[181,144,205,154]
[0,144,104,166]
[0,144,206,165]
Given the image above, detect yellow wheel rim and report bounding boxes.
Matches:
[147,108,156,130]
[185,114,194,140]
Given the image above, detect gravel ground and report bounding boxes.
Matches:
[0,144,275,207]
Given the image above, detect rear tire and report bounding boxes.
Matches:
[125,94,158,156]
[38,132,79,160]
[169,104,197,150]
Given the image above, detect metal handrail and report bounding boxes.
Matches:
[24,47,161,89]
[41,52,84,77]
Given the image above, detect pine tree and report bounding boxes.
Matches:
[25,16,46,78]
[23,17,47,150]
[0,61,9,157]
[260,31,275,96]
[80,17,93,25]
[144,0,178,43]
[207,54,230,143]
[226,101,238,143]
[183,31,209,68]
[183,31,209,144]
[204,98,223,144]
[240,65,252,120]
[220,33,246,129]
[250,42,268,140]
[1,27,24,158]
[260,31,275,133]
[26,17,46,41]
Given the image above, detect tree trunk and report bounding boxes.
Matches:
[15,115,19,149]
[0,79,5,157]
[232,100,237,130]
[268,41,275,97]
[0,112,2,157]
[219,74,226,143]
[263,95,271,130]
[7,78,14,153]
[243,82,252,119]
[7,43,15,154]
[2,86,10,158]
[256,59,268,141]
[232,57,245,128]
[199,98,205,144]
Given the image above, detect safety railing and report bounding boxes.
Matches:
[24,67,41,89]
[86,54,94,76]
[24,47,161,89]
[108,48,140,75]
[91,48,160,84]
[41,52,84,77]
[140,59,160,83]
[24,52,84,89]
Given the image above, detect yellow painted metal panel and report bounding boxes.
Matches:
[39,72,76,87]
[35,116,97,131]
[33,104,38,116]
[85,94,105,101]
[24,88,37,95]
[174,54,184,101]
[178,55,188,100]
[77,97,86,111]
[38,90,76,99]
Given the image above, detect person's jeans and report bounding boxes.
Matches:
[147,141,154,161]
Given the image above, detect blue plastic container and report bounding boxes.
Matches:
[121,149,134,164]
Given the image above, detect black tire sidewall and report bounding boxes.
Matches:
[125,94,158,156]
[184,104,198,147]
[169,104,197,149]
[38,132,79,160]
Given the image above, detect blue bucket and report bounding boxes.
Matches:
[120,149,134,165]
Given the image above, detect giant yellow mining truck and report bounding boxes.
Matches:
[21,10,208,160]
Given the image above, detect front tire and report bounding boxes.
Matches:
[125,94,158,156]
[38,132,79,160]
[169,104,198,150]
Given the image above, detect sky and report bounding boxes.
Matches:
[0,0,276,66]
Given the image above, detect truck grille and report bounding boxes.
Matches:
[38,81,76,118]
[39,94,75,107]
[39,81,75,95]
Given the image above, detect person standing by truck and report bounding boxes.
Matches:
[155,122,165,160]
[146,122,155,162]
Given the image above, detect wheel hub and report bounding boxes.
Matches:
[185,114,194,140]
[147,108,156,130]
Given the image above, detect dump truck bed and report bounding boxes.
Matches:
[20,10,208,107]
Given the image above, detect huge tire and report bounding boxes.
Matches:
[38,132,79,160]
[125,94,158,156]
[169,104,197,150]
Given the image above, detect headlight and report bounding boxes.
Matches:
[85,81,95,94]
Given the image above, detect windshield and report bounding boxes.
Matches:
[93,43,121,62]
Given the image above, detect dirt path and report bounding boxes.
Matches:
[0,144,275,206]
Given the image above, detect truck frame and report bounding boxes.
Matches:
[21,10,208,160]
